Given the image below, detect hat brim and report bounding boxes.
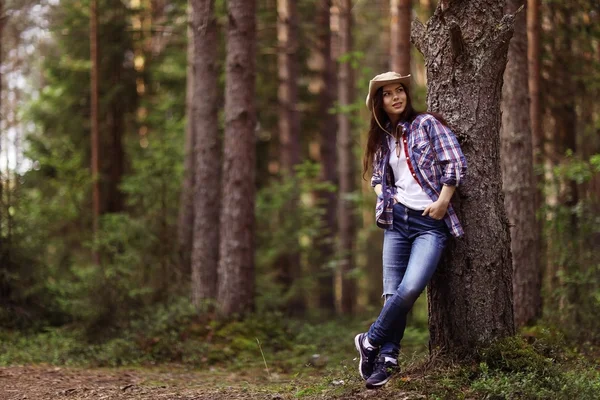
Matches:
[365,75,411,111]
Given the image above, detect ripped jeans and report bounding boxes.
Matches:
[367,201,449,359]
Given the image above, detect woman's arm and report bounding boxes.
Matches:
[371,147,384,197]
[425,116,467,187]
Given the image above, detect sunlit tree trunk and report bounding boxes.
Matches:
[0,0,4,241]
[337,0,356,314]
[390,0,411,75]
[412,0,515,358]
[217,0,257,315]
[501,0,541,328]
[277,0,303,314]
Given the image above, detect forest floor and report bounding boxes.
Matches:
[0,364,425,400]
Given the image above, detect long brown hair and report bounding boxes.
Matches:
[361,84,447,180]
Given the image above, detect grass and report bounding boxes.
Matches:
[1,305,599,399]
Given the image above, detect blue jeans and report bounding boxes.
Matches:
[367,202,449,359]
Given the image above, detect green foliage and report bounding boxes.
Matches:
[542,153,600,343]
[255,161,336,312]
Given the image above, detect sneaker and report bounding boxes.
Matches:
[365,355,399,389]
[354,333,378,380]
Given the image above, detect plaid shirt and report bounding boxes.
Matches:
[371,114,467,237]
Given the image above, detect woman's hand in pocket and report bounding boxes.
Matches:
[422,199,449,220]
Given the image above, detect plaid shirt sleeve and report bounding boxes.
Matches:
[425,116,467,187]
[370,146,384,187]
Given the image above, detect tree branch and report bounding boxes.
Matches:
[491,13,515,49]
[411,18,427,56]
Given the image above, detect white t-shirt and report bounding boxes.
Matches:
[388,136,433,210]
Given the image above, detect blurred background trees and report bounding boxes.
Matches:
[0,0,599,351]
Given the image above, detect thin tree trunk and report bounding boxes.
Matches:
[412,1,515,358]
[337,0,356,314]
[90,0,101,265]
[549,4,577,317]
[217,0,256,315]
[179,0,195,274]
[277,0,303,314]
[0,0,4,242]
[190,0,220,306]
[390,0,411,75]
[106,5,126,215]
[314,0,336,312]
[501,0,541,328]
[526,0,545,319]
[277,0,300,173]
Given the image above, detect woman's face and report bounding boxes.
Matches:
[381,83,407,118]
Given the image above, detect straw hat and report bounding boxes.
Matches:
[365,71,411,111]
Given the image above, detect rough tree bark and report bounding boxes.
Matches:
[337,0,356,314]
[178,0,195,273]
[217,0,256,315]
[412,0,515,358]
[277,0,303,314]
[190,0,220,306]
[501,0,540,328]
[390,0,412,75]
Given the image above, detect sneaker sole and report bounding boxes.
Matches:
[365,374,393,389]
[354,333,367,380]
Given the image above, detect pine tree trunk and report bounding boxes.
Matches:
[103,1,128,215]
[390,0,411,75]
[179,0,195,274]
[314,0,336,312]
[0,0,4,299]
[336,0,356,314]
[501,0,541,328]
[90,0,101,265]
[545,3,577,316]
[190,0,220,306]
[527,0,542,211]
[412,1,515,358]
[277,0,303,314]
[217,0,256,315]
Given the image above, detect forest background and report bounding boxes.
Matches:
[0,0,599,399]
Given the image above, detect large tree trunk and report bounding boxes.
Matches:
[412,1,515,358]
[277,0,303,314]
[390,0,411,75]
[501,0,541,328]
[190,0,220,306]
[178,0,196,274]
[314,0,336,312]
[90,0,101,265]
[337,0,356,314]
[217,0,256,315]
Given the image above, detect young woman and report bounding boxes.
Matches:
[355,72,467,389]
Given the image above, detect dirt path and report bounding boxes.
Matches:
[0,366,420,400]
